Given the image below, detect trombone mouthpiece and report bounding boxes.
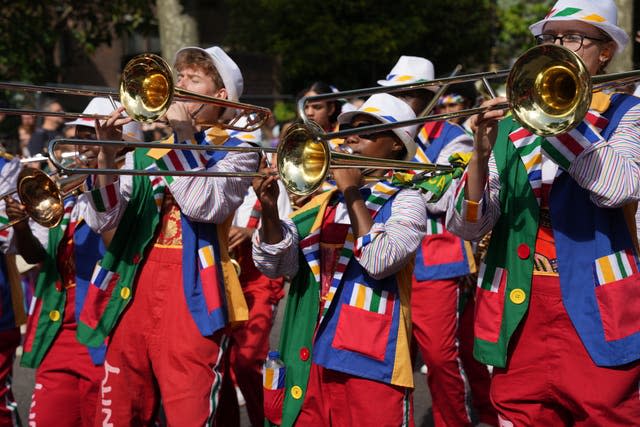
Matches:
[334,145,354,155]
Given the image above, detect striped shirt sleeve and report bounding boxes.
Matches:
[354,189,427,280]
[446,153,501,242]
[168,146,259,223]
[82,152,133,233]
[251,218,300,279]
[567,104,640,208]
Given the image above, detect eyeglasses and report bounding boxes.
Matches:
[534,34,609,52]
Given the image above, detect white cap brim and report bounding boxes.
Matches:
[337,111,417,161]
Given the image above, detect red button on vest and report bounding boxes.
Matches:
[299,347,310,361]
[517,243,530,259]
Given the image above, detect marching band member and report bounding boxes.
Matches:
[6,97,140,427]
[80,46,258,426]
[253,93,427,426]
[448,0,640,424]
[299,81,341,136]
[381,56,495,427]
[436,82,480,135]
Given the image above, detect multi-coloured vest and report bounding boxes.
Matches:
[76,137,249,348]
[414,121,474,281]
[474,93,640,368]
[274,182,415,427]
[21,197,107,368]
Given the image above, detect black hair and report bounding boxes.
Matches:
[297,81,341,125]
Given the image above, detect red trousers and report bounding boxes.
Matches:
[216,276,281,426]
[491,275,640,426]
[412,277,495,427]
[458,293,496,427]
[28,287,103,427]
[0,328,20,427]
[296,363,412,426]
[96,246,226,427]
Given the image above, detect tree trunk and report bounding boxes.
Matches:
[156,0,199,64]
[610,0,633,73]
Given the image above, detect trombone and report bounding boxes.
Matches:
[0,151,86,210]
[48,121,454,196]
[0,53,271,132]
[0,168,87,232]
[298,44,640,138]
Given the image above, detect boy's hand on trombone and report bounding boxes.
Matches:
[469,97,507,159]
[165,102,197,142]
[95,107,132,160]
[252,156,284,245]
[332,168,363,194]
[252,156,279,213]
[4,196,28,233]
[4,196,25,223]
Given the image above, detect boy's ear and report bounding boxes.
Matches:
[216,87,228,100]
[392,139,405,155]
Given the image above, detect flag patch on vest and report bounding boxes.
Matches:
[90,264,119,291]
[477,264,506,293]
[348,283,395,315]
[80,264,120,330]
[0,216,9,242]
[509,127,542,204]
[475,264,507,343]
[263,365,285,390]
[90,182,119,213]
[198,245,216,269]
[198,245,223,313]
[426,217,444,235]
[594,249,639,286]
[300,231,321,285]
[149,176,165,211]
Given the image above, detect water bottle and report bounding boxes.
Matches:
[264,350,284,378]
[263,350,286,424]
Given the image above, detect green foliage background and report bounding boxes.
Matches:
[0,0,553,92]
[224,0,498,92]
[0,1,156,83]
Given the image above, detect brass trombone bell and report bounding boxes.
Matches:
[507,44,590,136]
[277,122,454,196]
[19,168,65,228]
[0,168,87,232]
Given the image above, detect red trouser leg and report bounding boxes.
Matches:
[297,363,411,427]
[0,328,20,427]
[411,277,473,427]
[459,296,496,426]
[29,288,103,427]
[491,275,640,426]
[217,277,276,427]
[96,246,226,427]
